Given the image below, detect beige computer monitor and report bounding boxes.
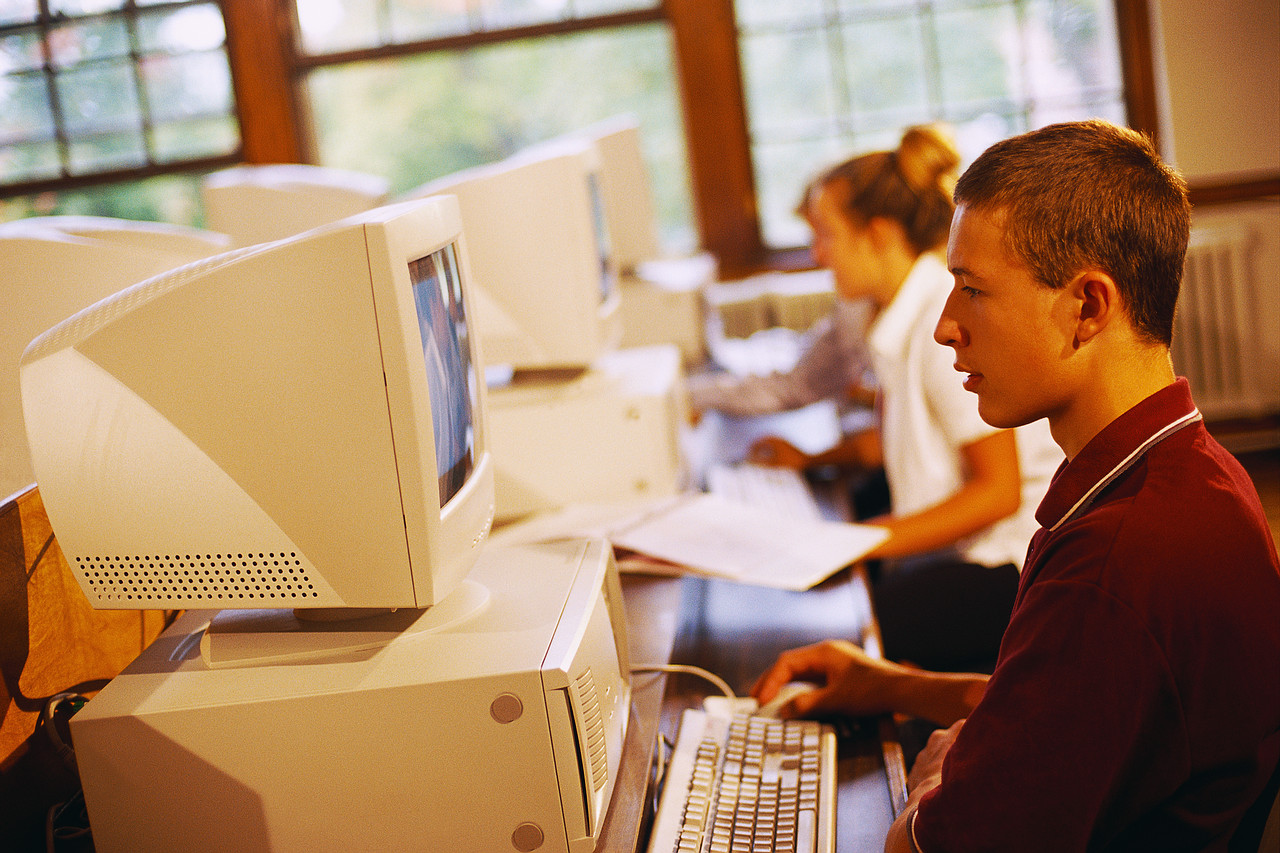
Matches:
[202,163,390,248]
[1,216,231,499]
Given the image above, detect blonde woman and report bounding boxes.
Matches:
[759,126,1061,672]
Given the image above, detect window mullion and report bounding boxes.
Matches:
[35,0,73,180]
[125,0,157,167]
[918,0,945,121]
[667,0,762,273]
[824,0,851,140]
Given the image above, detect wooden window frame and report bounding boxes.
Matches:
[0,0,245,198]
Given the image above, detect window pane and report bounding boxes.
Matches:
[387,0,471,43]
[68,130,147,172]
[753,135,848,248]
[1,173,206,226]
[49,18,132,67]
[305,23,694,252]
[152,114,238,161]
[0,140,62,183]
[1,28,44,72]
[741,29,837,142]
[842,15,930,122]
[0,72,55,143]
[296,0,382,53]
[735,0,824,29]
[572,0,656,14]
[0,0,39,27]
[137,4,227,53]
[141,51,233,120]
[296,0,662,55]
[934,4,1020,113]
[736,0,1127,248]
[1022,0,1124,115]
[48,0,124,16]
[56,62,141,134]
[480,0,571,29]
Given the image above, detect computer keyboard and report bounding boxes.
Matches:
[705,463,823,522]
[647,701,836,853]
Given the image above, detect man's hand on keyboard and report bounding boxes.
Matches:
[751,639,901,719]
[753,639,989,728]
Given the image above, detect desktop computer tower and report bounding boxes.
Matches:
[70,539,631,853]
[487,344,687,521]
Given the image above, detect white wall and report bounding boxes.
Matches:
[1151,0,1280,424]
[1152,0,1280,183]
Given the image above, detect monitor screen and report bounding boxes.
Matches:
[568,115,662,274]
[409,245,476,505]
[402,139,622,371]
[20,196,494,612]
[587,171,616,308]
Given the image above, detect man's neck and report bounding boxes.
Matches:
[1051,345,1177,460]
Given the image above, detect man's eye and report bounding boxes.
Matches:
[961,285,981,298]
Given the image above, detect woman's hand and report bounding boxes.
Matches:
[747,435,811,469]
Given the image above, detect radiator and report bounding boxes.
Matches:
[1171,223,1272,420]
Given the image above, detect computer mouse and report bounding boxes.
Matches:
[756,681,819,718]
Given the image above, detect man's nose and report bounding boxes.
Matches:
[934,294,966,348]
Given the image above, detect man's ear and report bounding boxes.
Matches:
[1071,269,1121,345]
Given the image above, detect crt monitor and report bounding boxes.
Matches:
[564,115,663,275]
[202,162,391,248]
[10,214,233,259]
[20,195,495,612]
[0,216,231,500]
[402,138,622,371]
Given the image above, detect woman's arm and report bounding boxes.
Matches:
[866,429,1021,560]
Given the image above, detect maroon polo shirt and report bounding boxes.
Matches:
[914,379,1280,851]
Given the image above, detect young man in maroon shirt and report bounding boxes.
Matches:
[754,120,1280,851]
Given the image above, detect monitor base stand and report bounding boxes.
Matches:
[197,579,491,668]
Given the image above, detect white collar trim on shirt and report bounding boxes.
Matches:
[1047,407,1203,532]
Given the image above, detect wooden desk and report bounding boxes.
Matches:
[600,565,908,852]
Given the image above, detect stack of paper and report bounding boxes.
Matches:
[488,493,889,591]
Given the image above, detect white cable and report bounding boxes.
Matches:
[630,663,735,698]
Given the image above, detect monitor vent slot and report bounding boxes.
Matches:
[72,552,319,604]
[572,667,608,793]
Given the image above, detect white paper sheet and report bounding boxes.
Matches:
[488,493,889,591]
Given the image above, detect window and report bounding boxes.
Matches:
[735,0,1128,247]
[0,0,240,191]
[4,0,1167,272]
[292,1,696,250]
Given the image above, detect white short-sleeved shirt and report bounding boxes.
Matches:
[867,253,1060,569]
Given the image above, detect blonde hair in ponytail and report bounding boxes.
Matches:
[816,124,960,255]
